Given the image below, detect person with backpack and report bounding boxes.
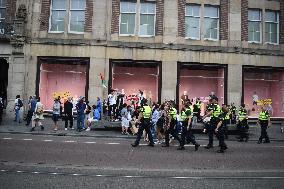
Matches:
[14,95,23,123]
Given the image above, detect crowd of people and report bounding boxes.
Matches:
[0,90,282,153]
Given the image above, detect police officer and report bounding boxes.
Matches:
[162,101,181,147]
[203,96,221,149]
[131,99,155,147]
[257,107,271,144]
[177,102,200,151]
[237,104,249,142]
[223,105,231,139]
[215,106,229,153]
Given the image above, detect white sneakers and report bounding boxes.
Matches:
[86,127,91,131]
[65,128,68,131]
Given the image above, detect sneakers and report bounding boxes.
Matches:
[65,128,68,131]
[131,143,139,147]
[85,127,91,131]
[195,144,200,151]
[204,145,213,149]
[54,128,58,131]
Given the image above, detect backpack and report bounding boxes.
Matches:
[18,99,23,107]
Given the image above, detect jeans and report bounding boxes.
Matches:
[150,122,157,140]
[15,109,21,123]
[77,114,85,130]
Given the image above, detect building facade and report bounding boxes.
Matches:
[0,0,284,117]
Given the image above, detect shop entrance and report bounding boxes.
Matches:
[109,60,162,105]
[0,58,8,107]
[243,66,284,118]
[177,63,227,113]
[37,57,89,110]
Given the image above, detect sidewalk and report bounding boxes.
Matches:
[0,111,284,141]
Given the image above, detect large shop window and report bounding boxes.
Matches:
[110,60,161,105]
[37,57,89,110]
[243,67,284,118]
[178,63,227,114]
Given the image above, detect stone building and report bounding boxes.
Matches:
[0,0,284,118]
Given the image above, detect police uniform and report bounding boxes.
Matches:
[258,110,270,143]
[237,107,249,142]
[216,112,228,153]
[132,105,154,147]
[178,107,200,151]
[206,103,221,148]
[163,107,181,147]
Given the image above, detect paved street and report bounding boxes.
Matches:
[0,131,284,189]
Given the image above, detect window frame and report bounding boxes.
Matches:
[119,1,137,36]
[185,4,201,40]
[138,2,156,37]
[0,0,6,35]
[203,5,219,41]
[49,0,67,33]
[68,0,86,34]
[264,10,279,45]
[248,9,262,44]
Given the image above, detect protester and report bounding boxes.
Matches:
[86,105,100,131]
[96,97,102,120]
[64,97,73,130]
[26,96,37,126]
[52,97,61,131]
[14,95,23,123]
[120,103,130,135]
[76,96,86,132]
[108,89,117,121]
[30,97,44,131]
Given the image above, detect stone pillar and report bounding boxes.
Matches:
[228,0,242,46]
[88,57,107,105]
[227,64,242,107]
[161,61,177,102]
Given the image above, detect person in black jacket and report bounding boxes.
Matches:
[64,97,73,130]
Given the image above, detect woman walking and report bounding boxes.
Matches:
[30,97,44,131]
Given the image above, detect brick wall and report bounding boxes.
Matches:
[111,0,120,34]
[241,0,248,41]
[39,0,51,31]
[155,0,164,36]
[85,0,93,32]
[5,0,16,23]
[177,0,185,37]
[220,0,229,40]
[280,1,284,44]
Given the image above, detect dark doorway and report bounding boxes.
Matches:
[0,58,8,108]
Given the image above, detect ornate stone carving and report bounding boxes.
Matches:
[16,4,27,20]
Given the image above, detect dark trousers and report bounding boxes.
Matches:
[217,127,227,149]
[134,118,154,145]
[165,119,181,146]
[180,121,197,147]
[0,109,3,124]
[259,120,269,142]
[224,120,229,138]
[65,113,73,128]
[208,121,217,146]
[26,110,33,125]
[238,119,249,140]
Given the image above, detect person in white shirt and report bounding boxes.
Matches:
[14,95,23,123]
[108,89,117,121]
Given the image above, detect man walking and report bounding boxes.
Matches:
[76,96,86,132]
[64,97,73,130]
[26,96,37,126]
[131,99,154,147]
